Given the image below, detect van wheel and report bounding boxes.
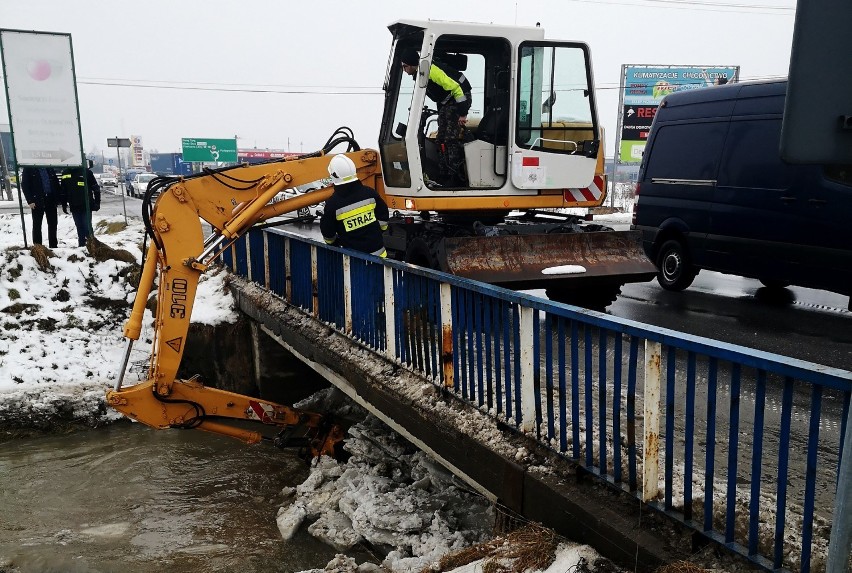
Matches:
[656,239,697,291]
[759,279,790,289]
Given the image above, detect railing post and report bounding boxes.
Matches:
[310,245,318,318]
[383,266,396,359]
[440,283,453,388]
[245,233,253,282]
[827,402,852,572]
[284,238,292,303]
[343,255,352,335]
[519,306,535,433]
[643,340,662,501]
[263,232,270,289]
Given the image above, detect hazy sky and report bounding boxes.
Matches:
[2,0,797,158]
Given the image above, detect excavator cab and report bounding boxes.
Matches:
[379,20,600,208]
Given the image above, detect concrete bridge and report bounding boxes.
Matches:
[218,225,852,573]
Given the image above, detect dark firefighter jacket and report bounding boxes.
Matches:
[426,62,473,116]
[60,167,101,211]
[21,167,61,210]
[320,181,389,258]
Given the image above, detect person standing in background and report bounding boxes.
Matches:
[60,163,101,247]
[20,166,61,248]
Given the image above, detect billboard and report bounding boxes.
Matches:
[616,65,740,164]
[0,29,83,167]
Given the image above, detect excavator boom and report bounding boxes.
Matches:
[107,147,381,456]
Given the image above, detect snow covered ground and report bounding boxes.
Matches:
[0,205,617,573]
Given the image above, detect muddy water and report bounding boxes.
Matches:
[0,423,343,572]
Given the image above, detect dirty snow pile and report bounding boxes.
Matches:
[280,407,494,572]
[286,407,615,573]
[0,210,237,427]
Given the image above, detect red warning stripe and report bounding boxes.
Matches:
[563,176,604,203]
[248,400,272,423]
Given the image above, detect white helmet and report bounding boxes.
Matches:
[327,154,358,186]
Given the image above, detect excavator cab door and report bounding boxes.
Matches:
[512,42,600,190]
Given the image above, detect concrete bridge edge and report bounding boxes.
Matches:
[229,277,704,572]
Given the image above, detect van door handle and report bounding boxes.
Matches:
[808,198,827,205]
[780,196,797,203]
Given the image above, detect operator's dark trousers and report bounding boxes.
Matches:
[31,201,58,248]
[70,209,93,247]
[436,103,465,181]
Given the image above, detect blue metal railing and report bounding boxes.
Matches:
[222,228,851,573]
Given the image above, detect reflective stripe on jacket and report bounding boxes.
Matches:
[320,181,389,257]
[426,62,472,116]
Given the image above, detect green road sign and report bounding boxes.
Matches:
[181,138,237,162]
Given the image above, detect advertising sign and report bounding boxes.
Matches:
[181,138,237,163]
[130,135,144,167]
[616,65,740,164]
[0,30,83,167]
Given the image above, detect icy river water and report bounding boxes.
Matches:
[0,423,352,572]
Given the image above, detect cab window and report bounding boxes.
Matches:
[516,43,597,154]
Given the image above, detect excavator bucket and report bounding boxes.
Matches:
[435,230,657,292]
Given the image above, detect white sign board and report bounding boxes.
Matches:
[0,30,83,167]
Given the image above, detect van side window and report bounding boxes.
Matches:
[645,122,726,180]
[718,119,797,189]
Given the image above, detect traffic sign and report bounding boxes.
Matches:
[107,137,131,148]
[181,138,237,162]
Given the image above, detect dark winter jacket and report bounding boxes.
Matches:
[20,167,61,210]
[60,167,101,211]
[426,61,473,116]
[320,181,389,257]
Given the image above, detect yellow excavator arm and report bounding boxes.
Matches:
[107,146,381,456]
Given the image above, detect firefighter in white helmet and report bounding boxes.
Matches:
[320,154,389,258]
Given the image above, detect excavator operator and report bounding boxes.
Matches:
[320,155,390,258]
[401,48,472,187]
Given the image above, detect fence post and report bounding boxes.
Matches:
[343,255,352,335]
[643,340,662,501]
[440,283,453,388]
[827,402,852,572]
[384,266,396,360]
[519,306,536,433]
